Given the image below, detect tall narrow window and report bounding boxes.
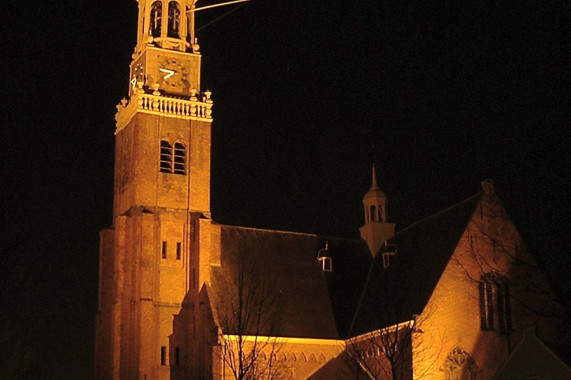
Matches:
[496,282,512,333]
[160,140,172,173]
[317,242,332,272]
[168,2,181,38]
[382,253,391,269]
[370,205,376,222]
[479,281,494,330]
[162,241,167,259]
[479,273,511,333]
[186,6,192,44]
[150,1,162,37]
[176,242,181,260]
[173,142,186,174]
[175,347,180,366]
[160,346,167,365]
[160,140,186,175]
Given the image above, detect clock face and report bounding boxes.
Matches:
[159,58,188,89]
[131,64,144,89]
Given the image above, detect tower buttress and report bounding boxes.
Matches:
[359,165,395,257]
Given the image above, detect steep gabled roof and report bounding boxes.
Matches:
[209,226,371,339]
[208,190,485,340]
[349,192,482,336]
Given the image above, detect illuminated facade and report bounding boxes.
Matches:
[95,2,571,379]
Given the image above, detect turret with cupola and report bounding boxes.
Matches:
[359,165,395,257]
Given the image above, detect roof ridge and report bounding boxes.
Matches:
[218,223,365,243]
[395,192,482,236]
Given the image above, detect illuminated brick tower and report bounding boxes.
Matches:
[95,1,216,378]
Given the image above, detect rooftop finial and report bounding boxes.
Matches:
[371,164,379,190]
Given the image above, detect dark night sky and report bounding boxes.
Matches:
[2,0,570,377]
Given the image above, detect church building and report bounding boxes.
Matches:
[95,1,571,379]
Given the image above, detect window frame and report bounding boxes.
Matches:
[150,1,163,37]
[167,1,181,38]
[162,241,167,259]
[479,273,511,333]
[160,346,167,366]
[159,139,186,175]
[176,242,181,260]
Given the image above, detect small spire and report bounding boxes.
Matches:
[360,163,394,257]
[371,164,379,190]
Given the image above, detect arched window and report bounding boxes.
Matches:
[370,205,376,222]
[186,5,192,44]
[150,1,162,37]
[159,140,186,175]
[160,140,172,172]
[173,142,186,174]
[378,205,384,221]
[443,347,477,380]
[168,1,181,38]
[479,273,511,333]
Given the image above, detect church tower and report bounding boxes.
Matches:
[359,165,395,257]
[95,1,218,378]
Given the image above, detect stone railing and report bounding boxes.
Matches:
[115,85,213,133]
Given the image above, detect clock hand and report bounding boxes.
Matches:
[159,68,176,79]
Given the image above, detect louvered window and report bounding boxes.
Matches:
[173,142,186,174]
[159,140,186,175]
[160,141,173,172]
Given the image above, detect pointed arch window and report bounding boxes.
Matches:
[167,1,181,38]
[159,140,186,175]
[479,273,511,333]
[150,1,162,37]
[443,347,477,380]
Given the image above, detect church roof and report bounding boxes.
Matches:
[209,226,371,339]
[349,192,482,336]
[208,190,484,340]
